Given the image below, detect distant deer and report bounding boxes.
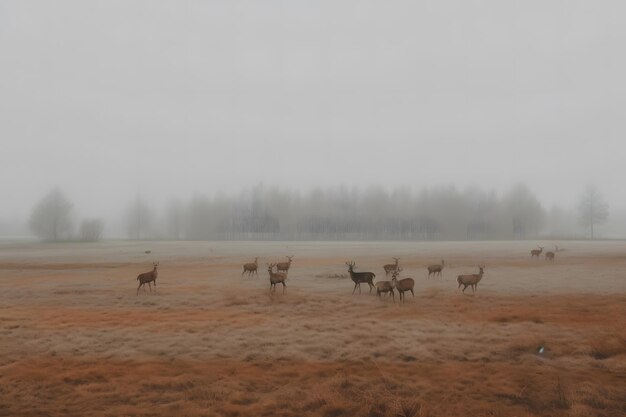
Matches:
[392,268,415,303]
[137,262,159,296]
[242,257,259,278]
[530,246,544,258]
[276,256,294,274]
[267,263,287,293]
[383,257,400,276]
[457,266,484,293]
[346,261,376,294]
[427,260,445,279]
[375,280,395,302]
[545,245,558,261]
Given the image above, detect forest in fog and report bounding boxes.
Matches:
[22,183,610,242]
[149,185,588,241]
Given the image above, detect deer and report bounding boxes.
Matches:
[457,266,484,293]
[267,263,287,293]
[137,262,159,296]
[276,256,294,274]
[391,268,415,303]
[545,245,558,261]
[530,246,544,258]
[346,261,376,294]
[427,260,445,279]
[383,257,400,276]
[375,279,395,302]
[242,257,259,278]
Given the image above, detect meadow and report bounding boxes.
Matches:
[0,240,624,417]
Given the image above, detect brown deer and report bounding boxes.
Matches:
[383,257,400,276]
[375,280,395,302]
[267,263,287,293]
[276,256,294,274]
[427,260,445,279]
[545,245,558,261]
[137,262,159,296]
[346,261,376,294]
[457,266,484,293]
[530,246,544,258]
[392,268,415,303]
[242,257,259,278]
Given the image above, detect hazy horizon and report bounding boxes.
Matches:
[2,1,625,234]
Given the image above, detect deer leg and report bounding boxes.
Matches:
[282,282,286,294]
[410,289,415,297]
[148,281,152,292]
[137,282,141,296]
[352,283,358,294]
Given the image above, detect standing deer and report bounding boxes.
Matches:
[457,266,484,293]
[276,256,294,274]
[346,261,376,294]
[242,257,259,278]
[530,246,544,258]
[137,262,159,296]
[427,260,445,279]
[375,279,395,302]
[267,263,287,293]
[392,268,415,303]
[383,257,400,276]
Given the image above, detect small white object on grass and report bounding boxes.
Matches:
[538,346,545,355]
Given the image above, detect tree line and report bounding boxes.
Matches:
[28,184,609,242]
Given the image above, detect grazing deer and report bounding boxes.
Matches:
[346,261,376,294]
[267,263,287,293]
[427,260,445,279]
[137,262,159,296]
[530,246,544,258]
[392,268,415,303]
[457,266,484,293]
[383,257,400,276]
[242,257,259,278]
[375,280,395,302]
[545,245,558,261]
[276,256,294,274]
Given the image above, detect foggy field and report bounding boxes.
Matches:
[0,240,625,417]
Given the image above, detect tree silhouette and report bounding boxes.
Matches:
[29,188,73,241]
[577,185,609,239]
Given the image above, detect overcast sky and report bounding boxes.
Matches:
[1,1,624,221]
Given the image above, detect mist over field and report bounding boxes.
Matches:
[1,1,626,240]
[1,3,625,417]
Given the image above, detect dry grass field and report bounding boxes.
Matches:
[0,240,625,417]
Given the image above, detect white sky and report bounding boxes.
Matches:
[1,1,625,221]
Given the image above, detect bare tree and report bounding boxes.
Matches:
[126,195,153,240]
[166,199,183,240]
[577,185,609,239]
[79,218,104,241]
[29,188,73,241]
[504,184,544,239]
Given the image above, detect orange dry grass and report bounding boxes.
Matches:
[0,240,625,416]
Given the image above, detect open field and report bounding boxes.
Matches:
[0,240,625,417]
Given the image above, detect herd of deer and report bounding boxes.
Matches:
[134,244,560,297]
[530,245,561,260]
[345,259,484,301]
